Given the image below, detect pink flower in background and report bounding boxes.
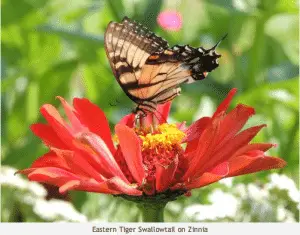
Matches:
[157,10,182,31]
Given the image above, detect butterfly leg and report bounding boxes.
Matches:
[134,106,147,128]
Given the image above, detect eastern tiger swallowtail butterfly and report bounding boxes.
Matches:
[104,16,226,116]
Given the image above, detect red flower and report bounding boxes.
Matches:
[19,89,286,196]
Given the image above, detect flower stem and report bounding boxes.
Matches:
[139,202,167,222]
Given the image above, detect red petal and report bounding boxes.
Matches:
[107,177,142,196]
[72,141,119,180]
[31,124,67,149]
[214,104,255,149]
[115,124,145,184]
[59,179,119,194]
[183,116,222,180]
[232,143,275,158]
[156,156,178,192]
[17,151,71,176]
[27,167,81,186]
[57,96,86,133]
[199,124,266,175]
[184,116,211,142]
[228,153,286,177]
[73,98,116,155]
[176,121,187,132]
[155,101,171,124]
[41,104,66,126]
[31,151,70,170]
[184,140,198,158]
[73,132,128,182]
[27,168,134,194]
[142,102,172,127]
[51,148,104,182]
[186,173,223,189]
[186,162,229,189]
[211,161,230,175]
[184,117,212,160]
[40,104,74,147]
[118,114,135,128]
[17,168,36,175]
[59,180,80,194]
[213,88,237,118]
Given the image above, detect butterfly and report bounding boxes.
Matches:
[104,16,225,116]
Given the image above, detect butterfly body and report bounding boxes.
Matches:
[104,16,224,115]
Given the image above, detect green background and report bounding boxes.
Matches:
[1,0,299,222]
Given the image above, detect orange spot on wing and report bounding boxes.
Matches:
[149,55,160,60]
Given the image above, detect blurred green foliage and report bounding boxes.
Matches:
[1,0,299,222]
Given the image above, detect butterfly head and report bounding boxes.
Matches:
[184,47,220,81]
[188,34,227,80]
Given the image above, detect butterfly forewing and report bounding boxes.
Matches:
[105,17,168,73]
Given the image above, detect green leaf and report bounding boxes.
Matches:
[26,81,39,123]
[2,0,35,26]
[2,133,43,169]
[139,0,163,30]
[232,17,256,54]
[265,14,299,65]
[106,0,125,21]
[6,93,28,142]
[237,77,299,112]
[39,60,79,104]
[36,25,104,44]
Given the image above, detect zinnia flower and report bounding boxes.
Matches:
[19,89,286,199]
[157,10,182,31]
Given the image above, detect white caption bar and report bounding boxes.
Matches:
[1,223,299,235]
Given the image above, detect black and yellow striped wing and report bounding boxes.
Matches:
[104,17,222,114]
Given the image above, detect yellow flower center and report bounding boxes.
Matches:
[139,123,186,150]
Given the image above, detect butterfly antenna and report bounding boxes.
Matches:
[209,33,228,51]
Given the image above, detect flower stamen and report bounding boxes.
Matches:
[139,123,186,150]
